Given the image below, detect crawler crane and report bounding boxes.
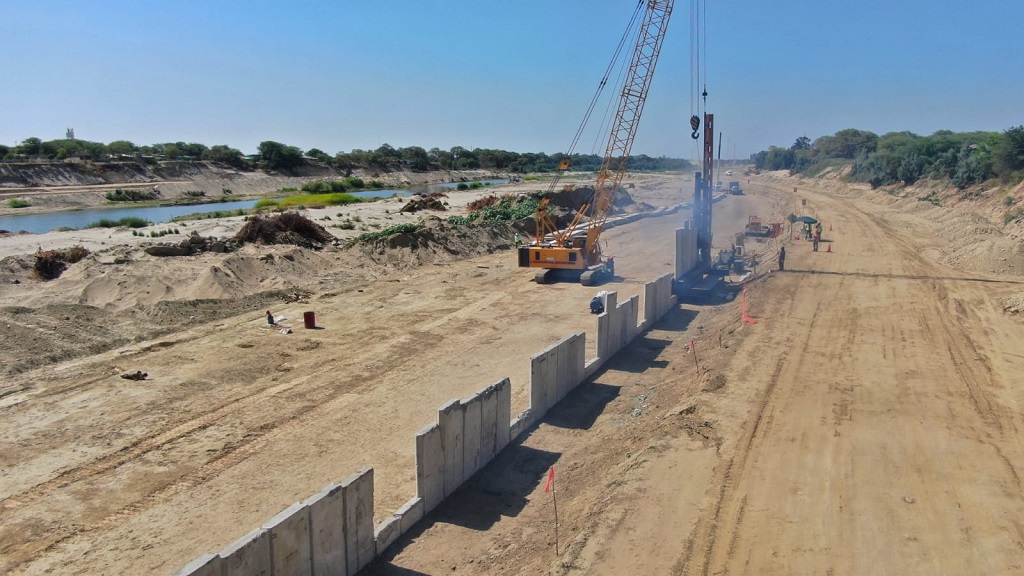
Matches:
[518,0,673,286]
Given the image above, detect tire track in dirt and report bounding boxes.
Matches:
[678,293,826,575]
[0,295,507,565]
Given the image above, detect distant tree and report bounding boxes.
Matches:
[16,137,42,157]
[428,147,452,170]
[400,146,431,171]
[204,144,248,168]
[792,136,811,151]
[162,143,182,160]
[107,140,136,156]
[896,153,926,185]
[995,125,1024,177]
[305,148,331,163]
[0,144,10,159]
[257,141,304,171]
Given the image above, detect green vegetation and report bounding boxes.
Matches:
[85,216,150,229]
[184,190,206,197]
[350,222,422,244]
[7,199,30,208]
[448,195,540,226]
[104,188,157,202]
[300,177,386,193]
[753,125,1024,189]
[256,192,362,210]
[3,134,693,176]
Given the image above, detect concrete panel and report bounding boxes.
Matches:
[415,424,444,513]
[529,342,557,416]
[396,497,424,534]
[610,302,626,355]
[542,346,559,414]
[568,332,586,390]
[584,358,601,379]
[555,336,573,403]
[675,228,686,279]
[626,295,639,342]
[644,279,656,328]
[596,311,610,365]
[462,394,483,480]
[263,502,311,576]
[494,377,512,452]
[479,384,498,464]
[510,409,533,439]
[306,483,346,576]
[174,554,222,576]
[342,468,374,575]
[221,528,272,576]
[437,399,464,497]
[373,515,402,556]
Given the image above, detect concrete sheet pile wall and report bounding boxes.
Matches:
[177,468,376,576]
[643,273,674,328]
[675,225,698,279]
[416,378,512,516]
[177,273,676,576]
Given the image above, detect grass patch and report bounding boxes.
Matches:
[350,222,422,245]
[277,193,362,209]
[85,216,150,229]
[7,199,30,208]
[104,188,157,202]
[448,194,539,226]
[300,177,388,194]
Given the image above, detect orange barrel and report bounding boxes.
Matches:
[303,311,316,329]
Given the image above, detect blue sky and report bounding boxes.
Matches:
[1,0,1021,160]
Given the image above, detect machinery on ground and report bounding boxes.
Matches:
[728,181,743,194]
[744,215,783,238]
[519,0,673,286]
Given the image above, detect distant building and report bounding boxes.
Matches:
[66,128,75,140]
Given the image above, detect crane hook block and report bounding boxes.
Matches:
[690,115,700,140]
[557,159,571,171]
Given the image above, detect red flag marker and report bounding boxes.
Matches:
[544,466,555,493]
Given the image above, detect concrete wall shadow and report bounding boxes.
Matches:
[543,382,621,431]
[654,306,699,331]
[395,444,560,536]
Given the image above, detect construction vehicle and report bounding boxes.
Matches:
[728,181,742,194]
[744,215,783,238]
[519,0,673,286]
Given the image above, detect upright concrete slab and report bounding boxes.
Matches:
[415,423,445,513]
[555,336,573,403]
[396,497,424,534]
[479,384,498,464]
[529,342,557,417]
[174,554,222,576]
[342,468,374,576]
[221,528,272,576]
[510,409,533,439]
[596,310,610,364]
[462,394,483,480]
[644,279,657,327]
[306,483,346,576]
[568,332,585,390]
[626,295,639,342]
[437,399,465,497]
[494,377,512,452]
[264,502,311,576]
[373,515,402,556]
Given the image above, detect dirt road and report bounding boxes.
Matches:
[370,178,1024,574]
[0,175,778,574]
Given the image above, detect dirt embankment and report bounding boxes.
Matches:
[0,160,513,215]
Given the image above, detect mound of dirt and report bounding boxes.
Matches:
[233,212,335,249]
[400,192,448,213]
[546,185,648,213]
[357,216,515,268]
[1005,292,1024,315]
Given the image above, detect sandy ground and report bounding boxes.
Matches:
[0,173,783,575]
[365,176,1024,575]
[3,170,1022,575]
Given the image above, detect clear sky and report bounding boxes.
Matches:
[1,0,1021,160]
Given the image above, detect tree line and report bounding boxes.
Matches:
[752,126,1024,189]
[1,137,692,174]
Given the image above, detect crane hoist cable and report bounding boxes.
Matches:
[545,0,645,196]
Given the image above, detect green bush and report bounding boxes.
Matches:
[276,193,362,208]
[86,217,150,229]
[456,182,469,190]
[448,195,539,226]
[350,222,422,244]
[254,199,280,210]
[104,188,157,202]
[7,199,30,208]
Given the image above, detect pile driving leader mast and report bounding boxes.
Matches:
[519,0,673,286]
